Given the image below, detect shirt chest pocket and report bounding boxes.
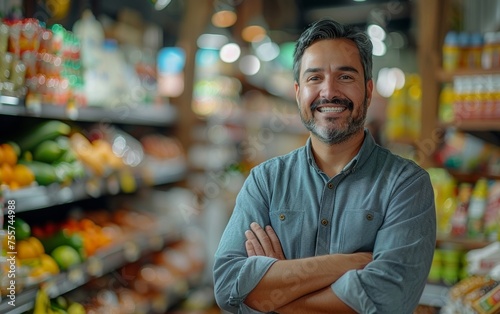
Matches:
[270,209,305,258]
[338,209,382,252]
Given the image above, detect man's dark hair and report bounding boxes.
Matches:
[293,19,373,84]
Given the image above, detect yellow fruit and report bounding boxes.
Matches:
[30,266,47,278]
[17,239,38,259]
[13,164,35,187]
[2,143,18,166]
[39,254,60,274]
[28,237,45,256]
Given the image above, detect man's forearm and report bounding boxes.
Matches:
[245,253,370,312]
[275,287,357,314]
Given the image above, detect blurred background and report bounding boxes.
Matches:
[0,0,500,313]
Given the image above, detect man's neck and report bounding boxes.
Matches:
[310,130,365,178]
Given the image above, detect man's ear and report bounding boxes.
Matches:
[294,81,300,107]
[366,79,373,107]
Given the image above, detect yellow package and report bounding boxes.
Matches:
[472,284,500,314]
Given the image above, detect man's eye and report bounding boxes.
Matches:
[339,74,354,80]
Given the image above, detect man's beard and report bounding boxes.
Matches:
[300,94,368,145]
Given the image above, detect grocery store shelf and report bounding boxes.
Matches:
[0,228,184,314]
[437,235,492,250]
[0,99,177,127]
[2,158,188,214]
[449,119,500,131]
[436,68,500,83]
[419,283,450,308]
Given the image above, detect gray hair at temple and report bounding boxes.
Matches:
[293,18,373,84]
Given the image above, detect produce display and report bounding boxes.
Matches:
[0,119,185,192]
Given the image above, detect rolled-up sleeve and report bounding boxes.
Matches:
[213,169,277,313]
[332,171,436,314]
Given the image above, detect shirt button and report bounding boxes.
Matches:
[279,214,286,221]
[321,219,329,226]
[328,183,334,189]
[366,214,374,221]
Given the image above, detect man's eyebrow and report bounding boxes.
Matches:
[337,66,359,73]
[302,66,360,76]
[302,67,323,76]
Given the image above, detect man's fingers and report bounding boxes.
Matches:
[250,222,274,255]
[245,240,256,257]
[245,229,265,256]
[265,225,285,260]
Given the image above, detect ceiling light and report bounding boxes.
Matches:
[220,43,241,63]
[212,10,237,28]
[239,55,261,75]
[154,0,171,10]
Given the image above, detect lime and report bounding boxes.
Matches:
[4,217,31,240]
[50,245,81,270]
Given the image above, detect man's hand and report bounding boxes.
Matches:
[245,222,285,260]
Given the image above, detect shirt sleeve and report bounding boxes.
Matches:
[213,168,278,313]
[332,170,437,314]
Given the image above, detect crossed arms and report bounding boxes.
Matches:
[243,222,372,313]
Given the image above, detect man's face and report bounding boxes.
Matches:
[294,38,373,145]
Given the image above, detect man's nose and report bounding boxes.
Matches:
[319,78,341,100]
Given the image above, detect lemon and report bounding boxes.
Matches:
[51,245,81,270]
[40,253,60,274]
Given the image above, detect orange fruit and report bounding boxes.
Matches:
[8,181,20,190]
[1,163,14,184]
[13,164,35,187]
[16,239,38,259]
[0,145,5,164]
[27,237,45,256]
[1,143,18,166]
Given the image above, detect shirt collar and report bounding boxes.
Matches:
[305,128,377,174]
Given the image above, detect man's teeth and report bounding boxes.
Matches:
[317,107,345,113]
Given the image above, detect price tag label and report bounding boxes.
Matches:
[85,177,102,198]
[123,241,140,262]
[87,256,104,277]
[106,174,120,195]
[68,267,85,285]
[43,280,59,297]
[25,93,42,116]
[66,100,78,120]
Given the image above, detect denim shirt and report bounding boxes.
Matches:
[213,129,436,314]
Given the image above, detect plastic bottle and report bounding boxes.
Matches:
[443,31,460,71]
[450,183,472,237]
[467,178,489,239]
[72,9,105,68]
[494,32,500,68]
[438,83,455,124]
[467,33,483,69]
[437,180,457,236]
[482,32,496,69]
[457,32,470,69]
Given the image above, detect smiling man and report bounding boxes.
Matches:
[213,19,436,314]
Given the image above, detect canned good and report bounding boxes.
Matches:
[0,23,9,54]
[11,59,26,89]
[0,52,14,81]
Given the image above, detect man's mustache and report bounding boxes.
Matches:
[311,97,354,111]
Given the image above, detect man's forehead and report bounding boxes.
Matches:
[302,39,361,62]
